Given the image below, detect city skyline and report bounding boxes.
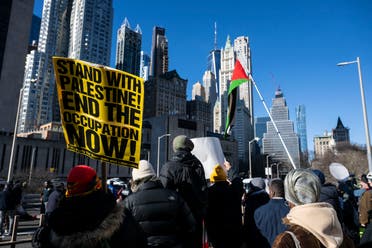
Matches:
[33,0,372,151]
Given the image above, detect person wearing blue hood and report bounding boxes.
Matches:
[312,169,343,223]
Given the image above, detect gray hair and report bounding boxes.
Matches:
[284,168,321,206]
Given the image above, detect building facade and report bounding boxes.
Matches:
[191,81,205,101]
[332,117,350,145]
[255,116,271,148]
[150,26,168,78]
[0,0,34,133]
[19,0,113,133]
[295,104,308,152]
[262,88,300,169]
[68,0,113,66]
[144,70,187,118]
[18,0,71,133]
[207,49,221,97]
[115,18,142,76]
[140,51,150,81]
[314,132,335,158]
[216,35,254,167]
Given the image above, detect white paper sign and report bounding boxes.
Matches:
[191,137,226,179]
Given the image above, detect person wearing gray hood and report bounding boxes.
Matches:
[272,168,355,248]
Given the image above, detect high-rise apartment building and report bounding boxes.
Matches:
[115,18,142,76]
[0,0,34,132]
[69,0,113,66]
[150,27,168,78]
[262,88,300,168]
[18,0,71,133]
[295,104,308,152]
[19,0,113,133]
[140,51,150,81]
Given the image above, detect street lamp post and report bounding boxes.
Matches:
[157,134,171,176]
[266,153,275,178]
[7,87,24,182]
[337,57,372,172]
[248,137,260,178]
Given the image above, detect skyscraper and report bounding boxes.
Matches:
[69,0,113,66]
[0,0,34,132]
[140,51,150,81]
[19,0,113,133]
[191,81,205,101]
[207,22,221,95]
[115,18,142,76]
[295,104,308,152]
[234,36,253,126]
[216,35,234,133]
[203,70,217,106]
[207,49,221,97]
[29,15,41,47]
[255,116,271,147]
[18,0,71,133]
[216,35,254,167]
[263,88,300,168]
[150,26,168,78]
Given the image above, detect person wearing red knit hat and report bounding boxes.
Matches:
[32,165,146,248]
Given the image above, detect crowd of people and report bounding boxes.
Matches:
[28,134,372,247]
[0,180,28,238]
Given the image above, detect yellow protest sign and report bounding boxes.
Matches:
[52,57,144,168]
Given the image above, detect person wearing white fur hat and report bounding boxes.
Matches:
[124,160,196,248]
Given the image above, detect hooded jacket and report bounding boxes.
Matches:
[160,150,208,222]
[33,190,147,248]
[124,179,196,247]
[272,202,354,248]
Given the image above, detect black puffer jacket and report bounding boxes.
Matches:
[124,179,196,247]
[33,190,147,248]
[159,150,208,222]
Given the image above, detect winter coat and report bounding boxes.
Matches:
[319,183,343,224]
[206,180,244,248]
[243,186,270,247]
[124,179,196,247]
[0,191,6,211]
[359,189,372,226]
[254,197,290,246]
[160,150,208,223]
[272,202,355,248]
[5,187,17,211]
[33,190,147,248]
[45,189,65,214]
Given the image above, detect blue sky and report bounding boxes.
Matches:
[33,0,372,151]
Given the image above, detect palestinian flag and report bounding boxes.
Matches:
[224,60,249,136]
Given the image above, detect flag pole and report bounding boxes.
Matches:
[237,56,296,169]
